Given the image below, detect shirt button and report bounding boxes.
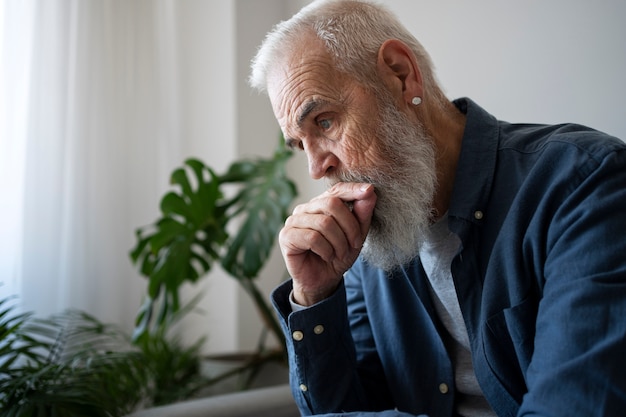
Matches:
[313,325,325,335]
[299,383,308,392]
[474,210,484,220]
[292,330,304,341]
[439,382,449,394]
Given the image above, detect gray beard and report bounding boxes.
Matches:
[331,102,437,272]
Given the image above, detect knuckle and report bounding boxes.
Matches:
[327,196,346,211]
[291,203,307,215]
[283,214,296,227]
[326,182,342,195]
[278,225,289,241]
[303,229,323,246]
[316,214,335,230]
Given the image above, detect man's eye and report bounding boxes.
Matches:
[318,118,332,130]
[285,138,303,150]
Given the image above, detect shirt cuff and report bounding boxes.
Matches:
[289,290,309,312]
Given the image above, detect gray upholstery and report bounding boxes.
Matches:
[125,384,299,417]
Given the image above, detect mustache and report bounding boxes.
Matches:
[325,167,380,188]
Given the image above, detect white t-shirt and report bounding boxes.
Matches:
[419,213,496,417]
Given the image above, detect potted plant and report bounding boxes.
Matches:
[129,143,297,390]
[0,146,298,415]
[0,295,210,416]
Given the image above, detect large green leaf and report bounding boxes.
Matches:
[220,147,297,280]
[129,143,296,351]
[129,159,230,339]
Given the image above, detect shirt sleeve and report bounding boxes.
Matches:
[271,278,394,415]
[519,146,626,416]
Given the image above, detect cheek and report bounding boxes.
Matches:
[338,128,383,171]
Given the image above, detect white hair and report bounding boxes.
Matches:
[249,0,446,105]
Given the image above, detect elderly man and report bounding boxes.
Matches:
[249,1,626,416]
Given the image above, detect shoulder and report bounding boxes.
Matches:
[498,122,625,162]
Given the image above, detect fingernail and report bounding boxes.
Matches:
[360,184,372,192]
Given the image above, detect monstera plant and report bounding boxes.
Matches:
[129,144,297,383]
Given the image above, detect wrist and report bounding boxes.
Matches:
[292,283,339,307]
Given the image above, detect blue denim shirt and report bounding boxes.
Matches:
[271,98,626,417]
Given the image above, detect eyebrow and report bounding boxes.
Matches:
[297,98,329,128]
[284,98,332,150]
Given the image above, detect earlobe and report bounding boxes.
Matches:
[377,39,424,105]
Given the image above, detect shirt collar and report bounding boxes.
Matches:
[448,98,500,224]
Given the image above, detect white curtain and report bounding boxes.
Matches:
[0,0,193,328]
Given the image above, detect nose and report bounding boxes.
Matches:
[305,142,339,180]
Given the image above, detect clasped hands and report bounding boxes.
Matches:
[278,182,377,306]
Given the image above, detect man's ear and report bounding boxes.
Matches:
[376,39,423,105]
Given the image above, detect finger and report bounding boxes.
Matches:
[279,223,337,263]
[291,194,361,252]
[327,182,377,247]
[283,211,353,262]
[293,182,373,217]
[325,182,374,204]
[350,184,377,246]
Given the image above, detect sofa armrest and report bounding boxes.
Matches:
[125,384,298,417]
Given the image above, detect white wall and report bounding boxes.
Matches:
[234,0,288,352]
[385,0,626,139]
